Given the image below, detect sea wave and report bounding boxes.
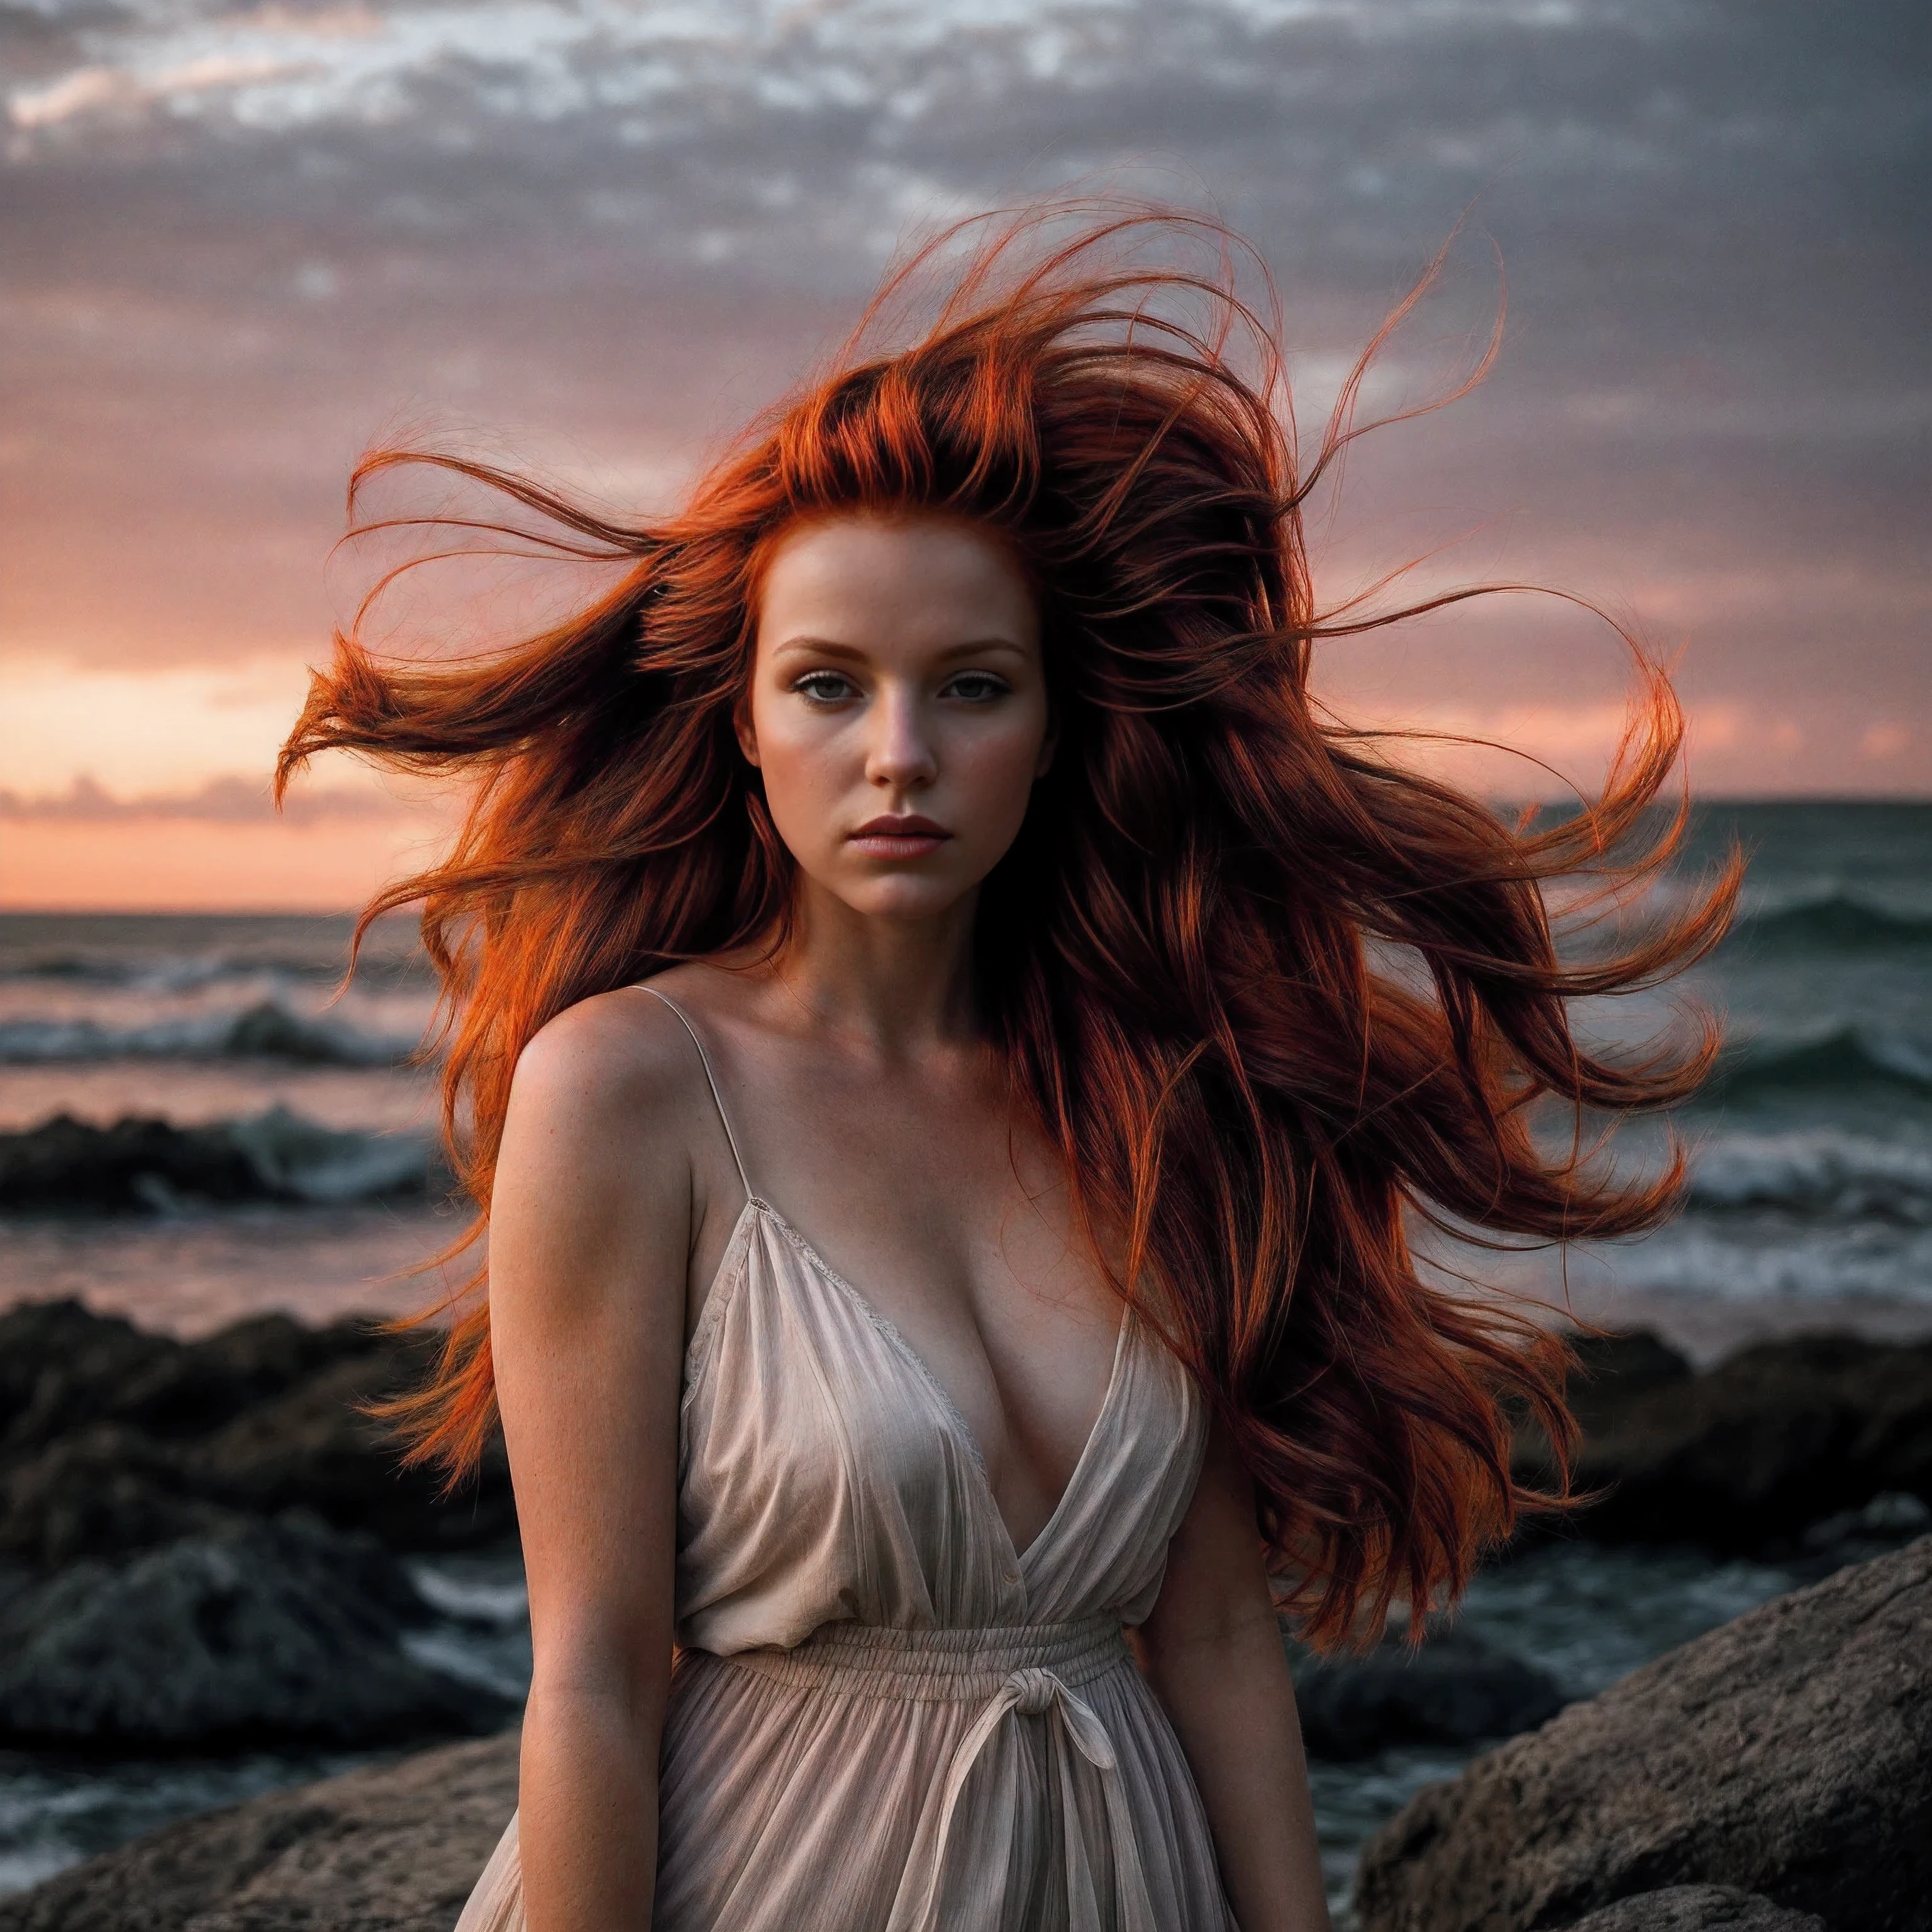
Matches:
[0,1107,445,1211]
[1,952,430,992]
[1731,890,1932,954]
[1713,1026,1932,1102]
[1601,1218,1932,1307]
[1687,1131,1932,1225]
[0,1002,419,1068]
[8,953,338,988]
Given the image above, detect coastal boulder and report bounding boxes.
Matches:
[99,1311,393,1440]
[0,1301,175,1454]
[1563,1331,1697,1423]
[1353,1535,1932,1931]
[0,1114,262,1213]
[1290,1623,1567,1759]
[1517,1330,1932,1552]
[190,1352,516,1549]
[0,1302,514,1557]
[0,1423,235,1567]
[0,1302,402,1457]
[1564,1890,1824,1931]
[0,1514,509,1747]
[0,1109,434,1213]
[0,1729,519,1932]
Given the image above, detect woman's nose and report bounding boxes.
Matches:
[864,685,937,791]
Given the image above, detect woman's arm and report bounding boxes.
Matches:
[487,1001,700,1932]
[1133,1419,1332,1932]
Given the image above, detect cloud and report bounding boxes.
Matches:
[1,0,1924,801]
[0,774,414,826]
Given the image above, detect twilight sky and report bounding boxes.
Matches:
[2,0,1926,909]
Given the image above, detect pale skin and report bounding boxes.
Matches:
[489,512,1333,1931]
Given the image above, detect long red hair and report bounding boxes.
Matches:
[280,209,1735,1647]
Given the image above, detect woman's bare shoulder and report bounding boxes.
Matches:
[506,982,714,1165]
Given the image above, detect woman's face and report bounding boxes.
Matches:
[741,512,1052,925]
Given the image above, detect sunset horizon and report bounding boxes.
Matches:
[6,0,1926,906]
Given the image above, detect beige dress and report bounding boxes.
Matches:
[455,989,1233,1932]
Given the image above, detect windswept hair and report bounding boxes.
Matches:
[281,206,1735,1648]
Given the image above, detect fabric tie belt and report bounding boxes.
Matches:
[719,1616,1158,1932]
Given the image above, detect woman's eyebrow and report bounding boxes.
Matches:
[767,636,866,660]
[767,635,1031,661]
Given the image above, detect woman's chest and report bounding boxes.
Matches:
[674,1215,1205,1638]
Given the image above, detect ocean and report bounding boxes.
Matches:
[7,801,1930,1344]
[3,799,1929,1910]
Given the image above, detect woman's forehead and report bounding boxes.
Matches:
[755,513,1039,652]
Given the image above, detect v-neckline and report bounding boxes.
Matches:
[751,1196,1132,1570]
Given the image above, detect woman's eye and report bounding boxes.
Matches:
[794,672,857,706]
[945,673,1010,704]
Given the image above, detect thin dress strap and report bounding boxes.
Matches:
[635,985,755,1202]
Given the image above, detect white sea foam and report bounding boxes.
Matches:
[224,1104,436,1202]
[1596,1216,1932,1306]
[1686,1130,1932,1225]
[0,1002,418,1067]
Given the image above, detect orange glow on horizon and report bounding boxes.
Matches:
[0,815,453,914]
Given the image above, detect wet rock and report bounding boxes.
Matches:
[189,1353,516,1550]
[0,1302,513,1557]
[0,1115,262,1212]
[103,1311,391,1440]
[0,1424,237,1567]
[1517,1330,1932,1553]
[0,1301,387,1458]
[0,1301,175,1453]
[1563,1889,1824,1932]
[1567,1331,1698,1420]
[0,1728,519,1932]
[0,1515,511,1748]
[1353,1536,1932,1932]
[0,1109,436,1213]
[1290,1623,1567,1759]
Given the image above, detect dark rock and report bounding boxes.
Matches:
[189,1353,516,1551]
[0,1109,436,1214]
[1563,1889,1825,1932]
[0,1424,236,1567]
[0,1115,264,1212]
[1518,1330,1932,1553]
[1563,1331,1696,1426]
[1353,1536,1932,1932]
[0,1301,174,1453]
[0,1303,513,1557]
[0,1301,386,1458]
[0,1515,510,1748]
[0,1728,519,1932]
[104,1313,390,1440]
[1509,1330,1694,1517]
[1290,1623,1567,1760]
[220,1002,332,1059]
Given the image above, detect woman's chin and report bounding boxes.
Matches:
[815,874,980,924]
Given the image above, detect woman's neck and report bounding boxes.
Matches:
[762,876,983,1059]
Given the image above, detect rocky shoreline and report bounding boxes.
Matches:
[1516,1328,1932,1557]
[0,1113,443,1214]
[13,1543,1923,1932]
[0,1300,514,1755]
[1355,1536,1932,1931]
[0,1298,1928,1926]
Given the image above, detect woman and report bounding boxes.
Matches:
[281,211,1729,1931]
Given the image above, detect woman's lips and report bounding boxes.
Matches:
[848,815,952,858]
